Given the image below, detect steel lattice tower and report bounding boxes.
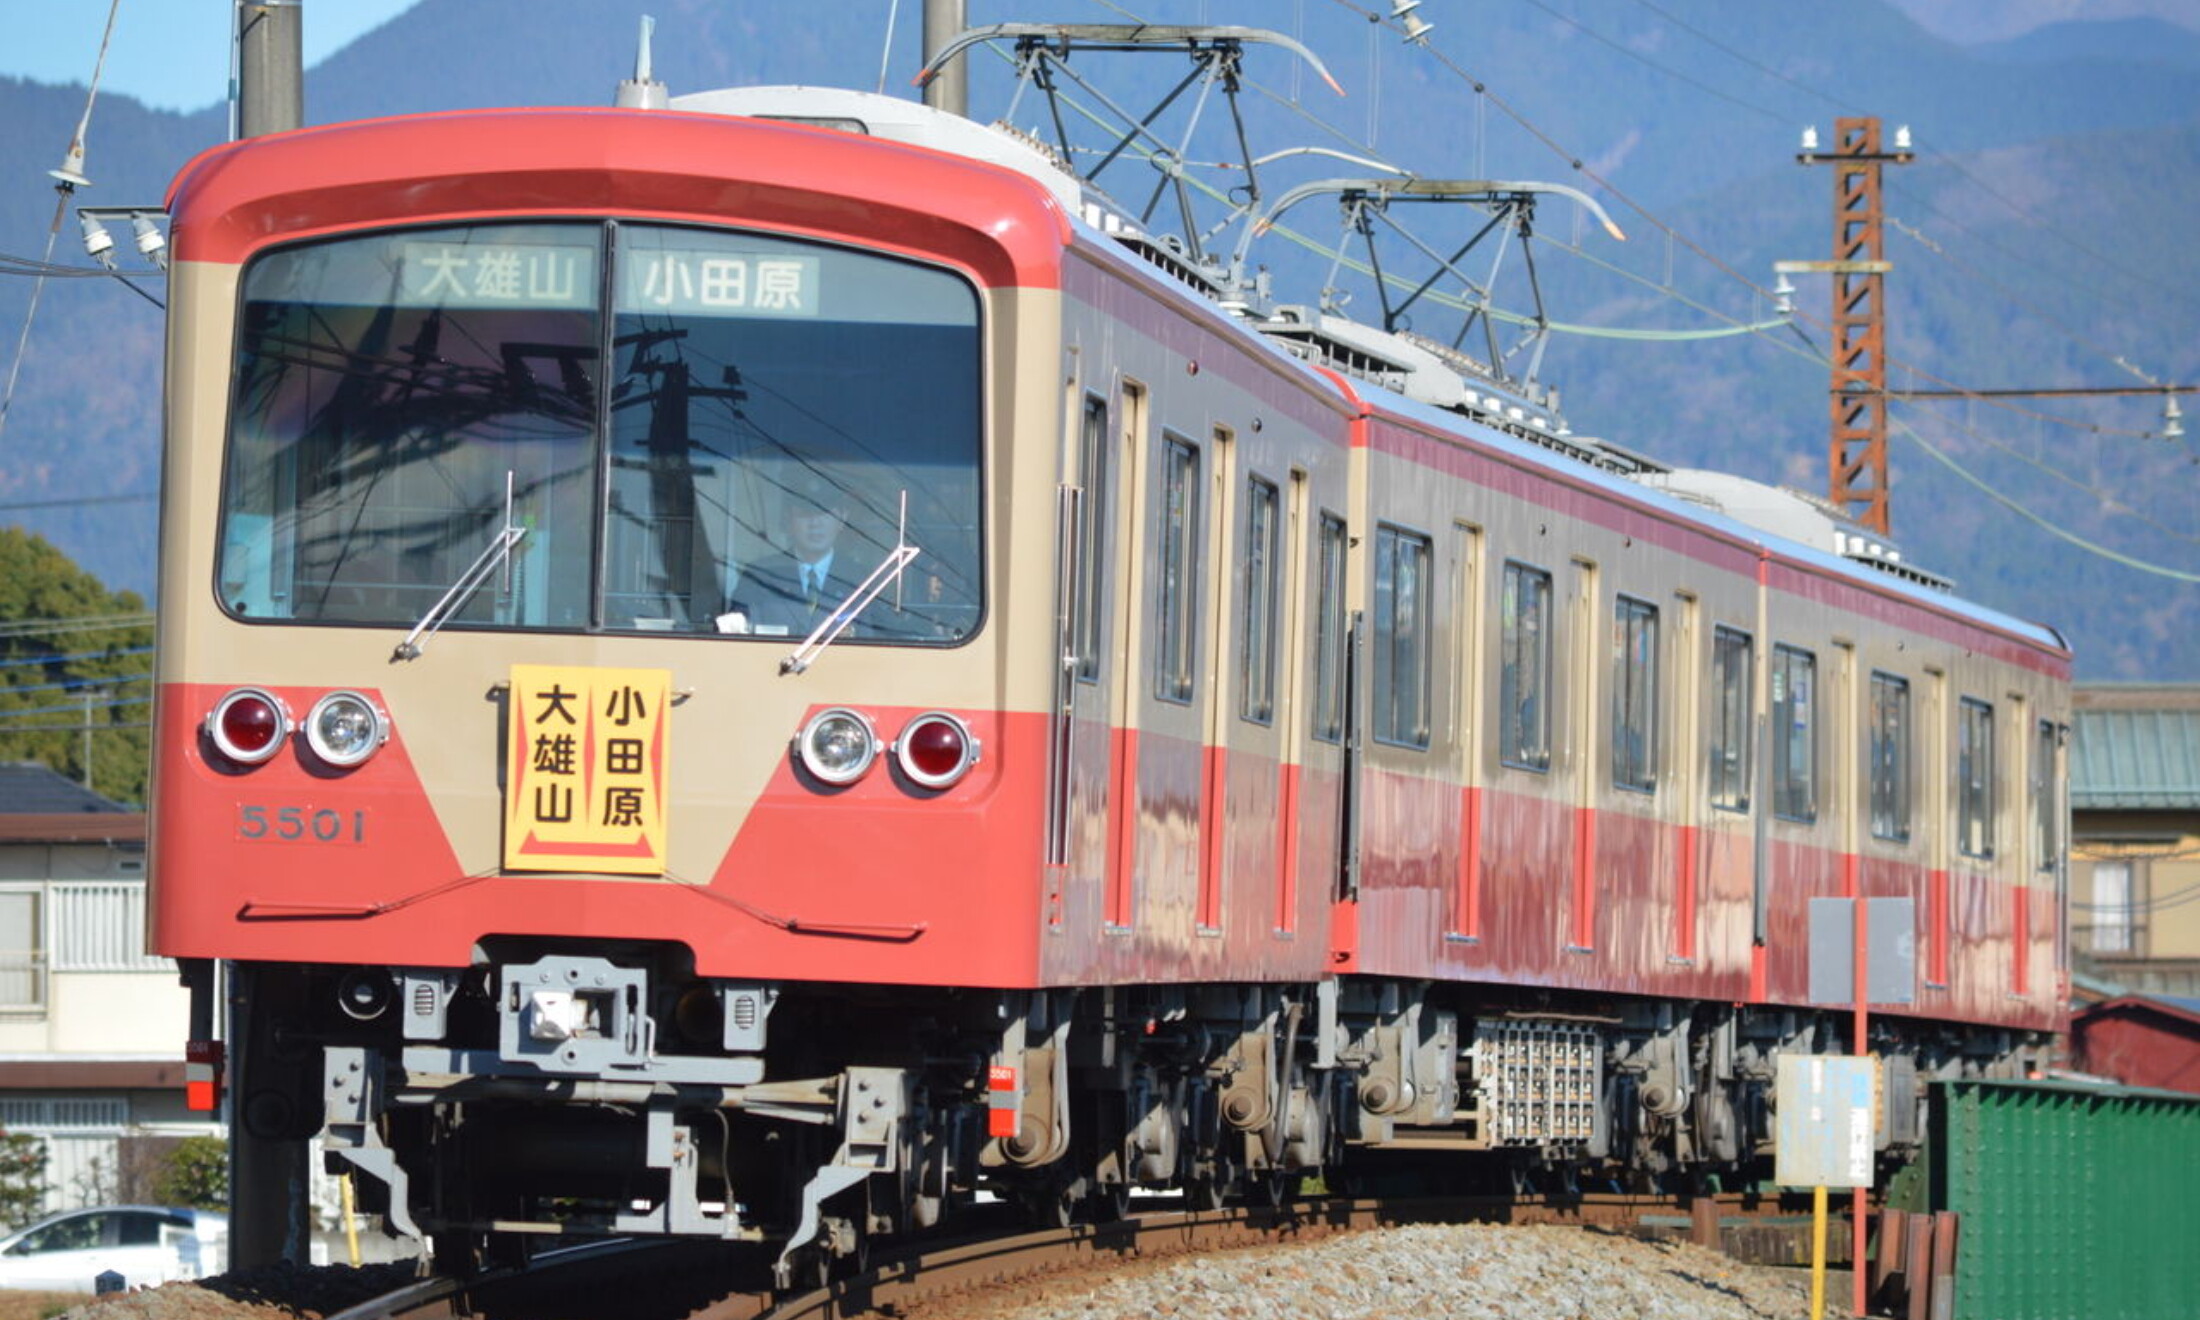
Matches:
[1798,117,1912,534]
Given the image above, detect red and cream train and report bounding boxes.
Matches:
[147,34,2068,1274]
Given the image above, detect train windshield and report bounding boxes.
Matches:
[218,221,983,643]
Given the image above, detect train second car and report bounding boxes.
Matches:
[149,47,2068,1276]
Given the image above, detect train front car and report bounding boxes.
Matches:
[150,106,1072,1269]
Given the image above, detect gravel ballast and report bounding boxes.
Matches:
[26,1224,1832,1320]
[913,1223,1825,1320]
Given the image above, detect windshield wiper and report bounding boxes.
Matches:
[392,470,526,661]
[782,491,919,676]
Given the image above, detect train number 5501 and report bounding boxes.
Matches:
[237,804,366,844]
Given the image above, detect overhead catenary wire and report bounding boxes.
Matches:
[1310,0,2197,576]
[2070,875,2200,918]
[0,0,125,445]
[993,18,1780,346]
[1336,0,2190,432]
[0,490,159,512]
[1898,405,2200,548]
[1893,416,2200,582]
[0,691,154,722]
[0,252,131,278]
[1058,2,2194,572]
[0,613,156,641]
[1883,214,2171,436]
[1607,0,2198,309]
[0,669,152,699]
[0,644,155,670]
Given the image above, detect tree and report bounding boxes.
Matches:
[151,1136,228,1211]
[0,1130,49,1232]
[0,528,155,806]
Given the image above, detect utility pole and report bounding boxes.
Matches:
[1794,118,1913,535]
[78,689,102,790]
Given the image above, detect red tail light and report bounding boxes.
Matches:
[205,688,290,765]
[894,712,980,789]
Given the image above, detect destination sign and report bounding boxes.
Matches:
[503,663,671,876]
[399,242,596,310]
[619,249,821,317]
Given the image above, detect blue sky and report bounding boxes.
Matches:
[5,1,422,114]
[9,1,2200,115]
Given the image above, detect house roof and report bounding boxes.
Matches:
[2071,696,2200,811]
[0,761,129,814]
[0,812,145,844]
[2075,993,2200,1031]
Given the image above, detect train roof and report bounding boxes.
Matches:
[668,84,2062,662]
[1369,384,2068,658]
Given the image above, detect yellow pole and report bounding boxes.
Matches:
[340,1172,362,1267]
[1809,1183,1828,1320]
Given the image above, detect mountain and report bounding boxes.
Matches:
[1973,16,2200,67]
[1895,0,2200,45]
[1,0,2196,678]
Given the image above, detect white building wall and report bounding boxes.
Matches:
[47,972,190,1053]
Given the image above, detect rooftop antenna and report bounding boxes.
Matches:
[614,15,669,108]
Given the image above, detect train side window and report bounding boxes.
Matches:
[1611,595,1658,793]
[1311,513,1349,744]
[1239,476,1282,724]
[1869,671,1912,842]
[1708,625,1753,812]
[1373,525,1433,749]
[1958,697,1995,858]
[1072,395,1110,682]
[1772,645,1817,823]
[1153,435,1202,704]
[2033,718,2059,873]
[1499,560,1552,772]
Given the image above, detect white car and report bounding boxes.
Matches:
[0,1205,228,1292]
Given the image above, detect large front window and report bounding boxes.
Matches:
[219,222,983,643]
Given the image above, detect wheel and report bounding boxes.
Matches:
[1014,1183,1074,1229]
[1187,1149,1238,1211]
[1245,1168,1293,1208]
[1084,1179,1131,1223]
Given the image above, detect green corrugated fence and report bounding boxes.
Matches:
[1931,1079,2200,1320]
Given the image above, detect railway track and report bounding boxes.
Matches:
[324,1191,1831,1320]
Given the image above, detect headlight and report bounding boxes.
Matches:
[304,690,388,768]
[204,688,290,765]
[796,708,879,785]
[894,711,980,789]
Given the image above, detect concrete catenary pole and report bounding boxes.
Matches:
[229,5,314,1275]
[237,0,304,138]
[922,0,967,116]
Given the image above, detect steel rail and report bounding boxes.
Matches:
[307,1191,1827,1320]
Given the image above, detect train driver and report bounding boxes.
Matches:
[727,474,865,636]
